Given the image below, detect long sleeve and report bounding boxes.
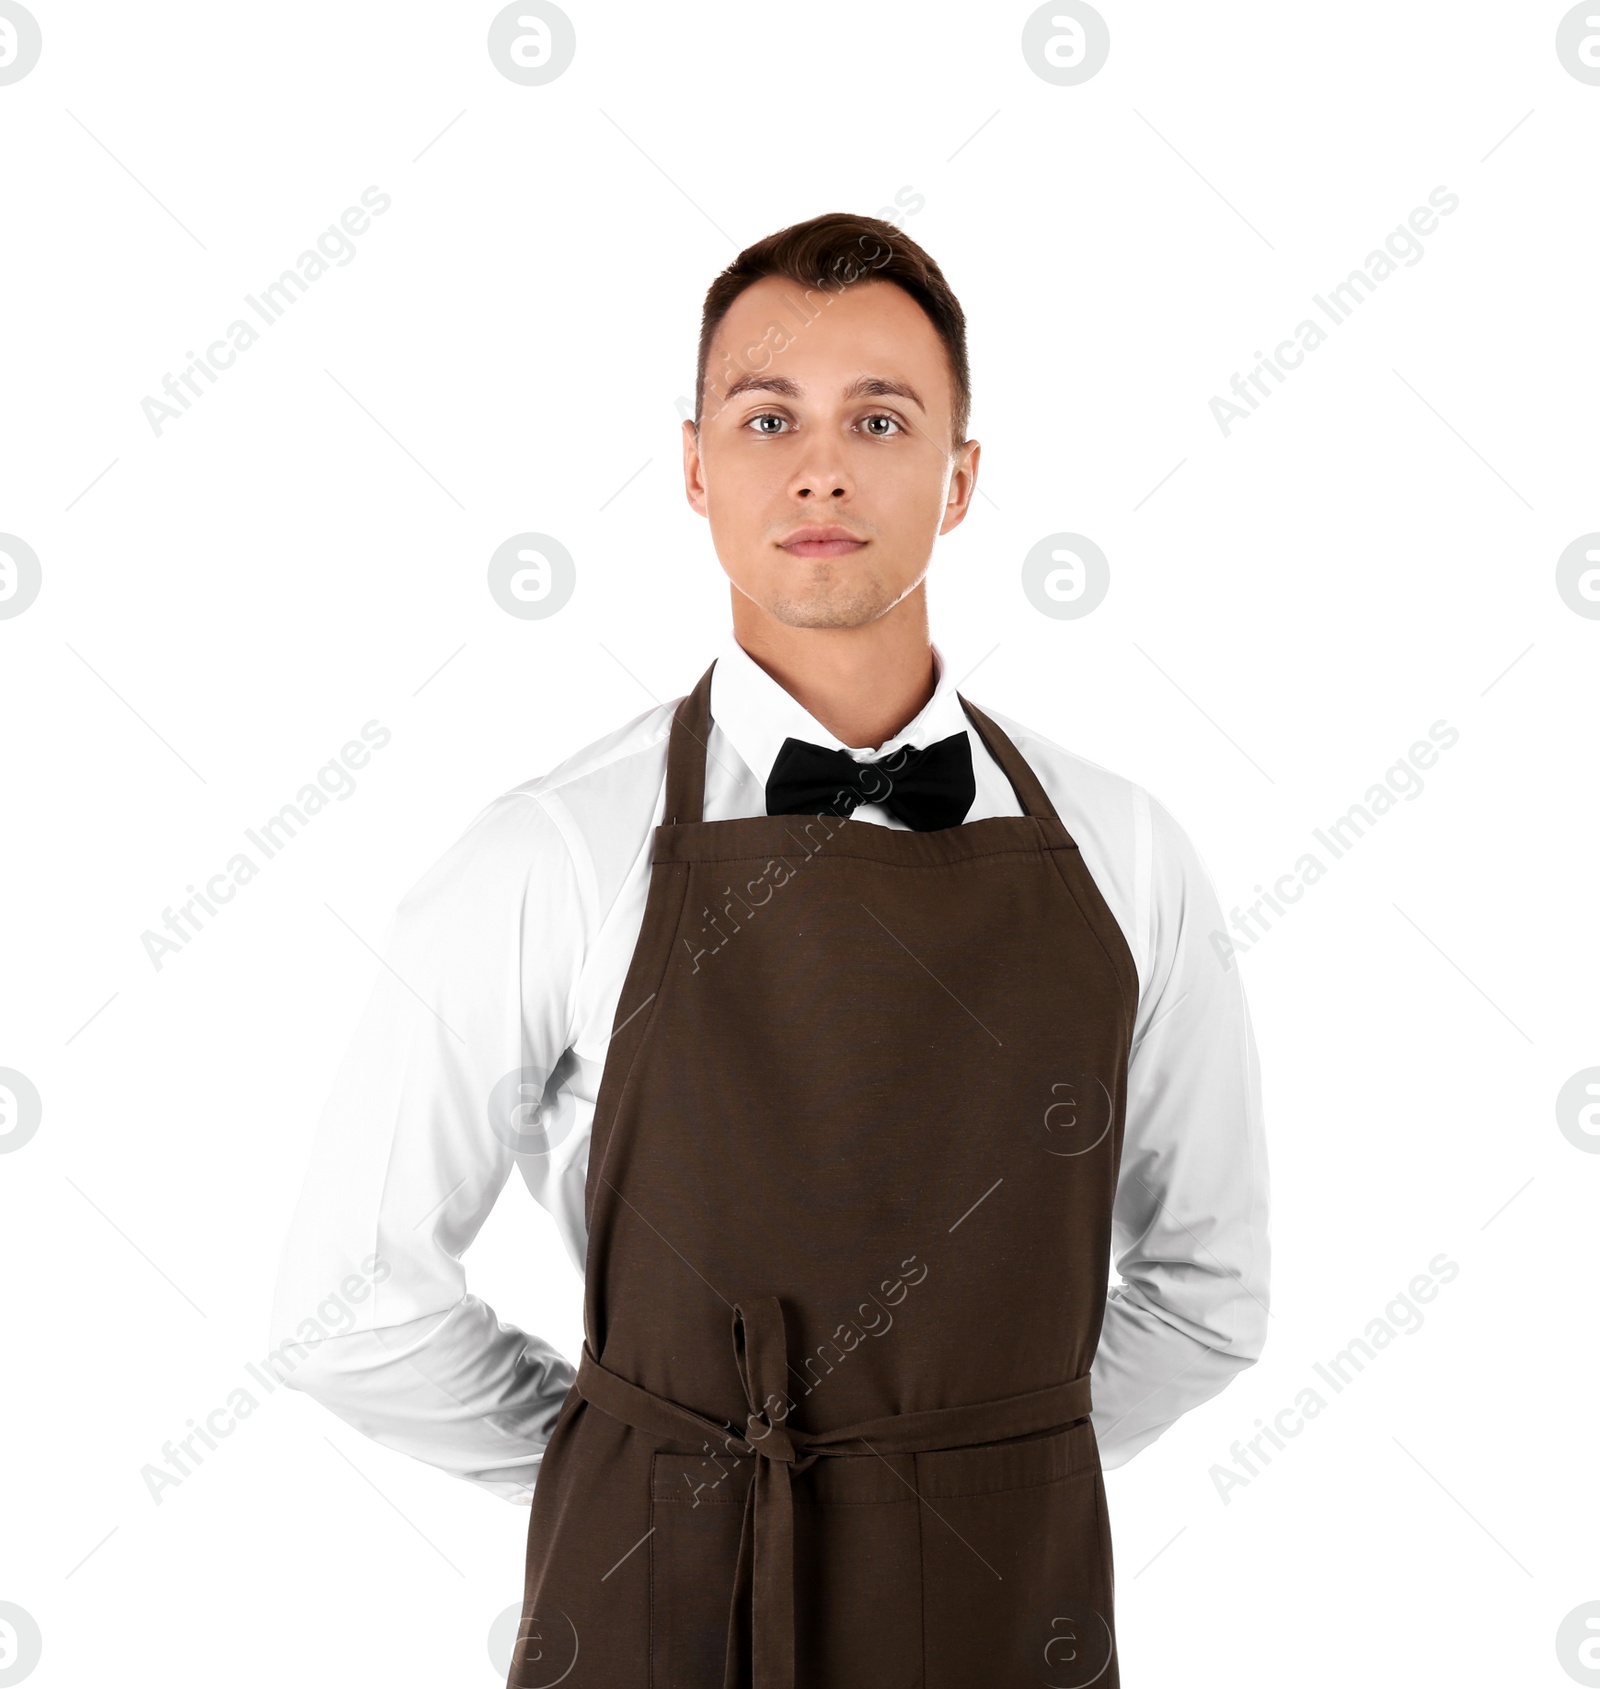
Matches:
[1090,789,1271,1467]
[266,790,589,1504]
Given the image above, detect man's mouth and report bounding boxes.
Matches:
[777,525,868,560]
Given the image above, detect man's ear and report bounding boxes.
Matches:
[938,438,980,536]
[681,416,708,517]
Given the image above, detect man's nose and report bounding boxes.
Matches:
[791,453,852,500]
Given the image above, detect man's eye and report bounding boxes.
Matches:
[747,413,790,434]
[860,414,902,437]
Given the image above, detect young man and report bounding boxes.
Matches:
[269,212,1269,1689]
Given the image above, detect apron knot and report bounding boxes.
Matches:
[742,1413,805,1464]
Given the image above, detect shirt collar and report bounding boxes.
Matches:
[708,629,972,791]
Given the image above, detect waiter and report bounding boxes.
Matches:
[269,212,1270,1688]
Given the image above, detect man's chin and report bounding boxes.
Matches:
[725,563,911,632]
[758,594,893,631]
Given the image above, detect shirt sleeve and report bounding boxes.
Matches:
[1090,789,1271,1468]
[265,790,587,1504]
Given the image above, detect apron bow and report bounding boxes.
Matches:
[574,1294,1094,1689]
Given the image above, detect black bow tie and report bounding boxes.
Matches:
[765,730,976,831]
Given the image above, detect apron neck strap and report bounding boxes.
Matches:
[957,696,1064,824]
[662,660,1065,827]
[664,662,716,825]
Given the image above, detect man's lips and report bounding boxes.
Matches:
[777,526,868,560]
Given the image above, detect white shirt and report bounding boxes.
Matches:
[267,630,1270,1504]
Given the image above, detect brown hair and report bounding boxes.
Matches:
[695,211,971,448]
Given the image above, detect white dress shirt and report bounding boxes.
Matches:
[267,630,1270,1504]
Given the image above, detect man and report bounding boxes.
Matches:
[269,211,1269,1689]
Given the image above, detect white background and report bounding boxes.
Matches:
[2,2,1597,1684]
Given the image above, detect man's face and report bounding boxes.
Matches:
[682,275,978,631]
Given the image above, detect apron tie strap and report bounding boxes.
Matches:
[574,1296,1094,1689]
[723,1299,816,1689]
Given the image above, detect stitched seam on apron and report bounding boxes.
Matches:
[917,1451,928,1688]
[919,1468,1099,1501]
[656,843,1083,867]
[1041,845,1139,1030]
[1093,1468,1115,1604]
[587,862,692,1232]
[647,1458,660,1689]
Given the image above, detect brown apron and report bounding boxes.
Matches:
[509,661,1138,1689]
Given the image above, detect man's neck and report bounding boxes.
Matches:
[729,591,938,752]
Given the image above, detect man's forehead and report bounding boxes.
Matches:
[706,278,948,403]
[715,274,931,337]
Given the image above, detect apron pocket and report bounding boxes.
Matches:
[916,1420,1117,1689]
[649,1449,753,1689]
[793,1454,923,1688]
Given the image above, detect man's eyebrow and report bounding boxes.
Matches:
[717,372,927,412]
[720,374,803,404]
[842,375,926,412]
